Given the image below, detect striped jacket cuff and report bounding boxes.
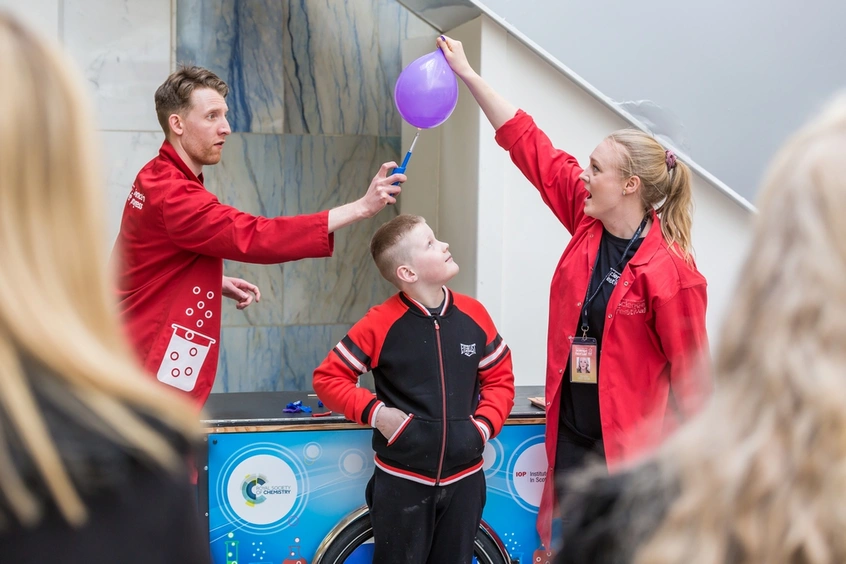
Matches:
[369,402,385,428]
[363,398,384,427]
[472,416,491,442]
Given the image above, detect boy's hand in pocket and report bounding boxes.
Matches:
[374,406,408,440]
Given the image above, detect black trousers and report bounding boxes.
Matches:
[366,467,486,564]
[555,424,606,526]
[555,425,606,475]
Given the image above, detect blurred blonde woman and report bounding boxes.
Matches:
[0,13,208,563]
[556,93,846,564]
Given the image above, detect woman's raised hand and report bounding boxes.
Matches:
[437,35,475,79]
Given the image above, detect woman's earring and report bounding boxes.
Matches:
[622,190,626,196]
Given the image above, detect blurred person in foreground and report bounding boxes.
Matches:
[557,93,846,564]
[0,12,208,563]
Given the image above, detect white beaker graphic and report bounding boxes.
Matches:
[156,324,216,392]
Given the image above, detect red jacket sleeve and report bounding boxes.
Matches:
[475,333,515,439]
[494,110,588,235]
[312,314,383,427]
[161,181,333,264]
[654,284,711,418]
[458,298,515,439]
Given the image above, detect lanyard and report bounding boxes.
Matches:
[580,215,648,337]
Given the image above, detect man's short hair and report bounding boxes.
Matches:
[154,65,229,137]
[370,214,425,286]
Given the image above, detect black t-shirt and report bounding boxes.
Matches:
[560,228,644,441]
[426,293,446,316]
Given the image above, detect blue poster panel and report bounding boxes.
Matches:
[207,424,547,563]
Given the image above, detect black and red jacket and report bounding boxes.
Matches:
[313,287,515,486]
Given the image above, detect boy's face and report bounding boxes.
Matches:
[402,222,459,286]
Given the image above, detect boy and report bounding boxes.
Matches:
[313,214,515,564]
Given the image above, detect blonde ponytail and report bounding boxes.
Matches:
[656,159,694,262]
[608,130,695,262]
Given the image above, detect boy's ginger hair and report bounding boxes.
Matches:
[370,214,425,286]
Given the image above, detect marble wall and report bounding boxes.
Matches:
[175,0,436,392]
[1,0,436,393]
[0,0,175,249]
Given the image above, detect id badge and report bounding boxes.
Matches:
[570,337,598,384]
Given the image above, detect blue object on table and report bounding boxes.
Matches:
[284,400,312,413]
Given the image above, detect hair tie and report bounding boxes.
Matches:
[665,149,677,171]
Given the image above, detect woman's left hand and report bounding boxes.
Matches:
[437,35,475,79]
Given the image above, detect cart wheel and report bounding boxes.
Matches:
[313,506,511,564]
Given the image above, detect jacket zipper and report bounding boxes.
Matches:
[434,318,447,484]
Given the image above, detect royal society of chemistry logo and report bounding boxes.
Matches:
[241,473,292,507]
[226,453,300,526]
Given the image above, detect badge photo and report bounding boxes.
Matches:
[570,338,598,384]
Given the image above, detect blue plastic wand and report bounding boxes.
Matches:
[391,129,420,187]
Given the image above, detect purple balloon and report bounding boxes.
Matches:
[394,49,459,129]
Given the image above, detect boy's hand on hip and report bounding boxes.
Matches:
[375,406,408,439]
